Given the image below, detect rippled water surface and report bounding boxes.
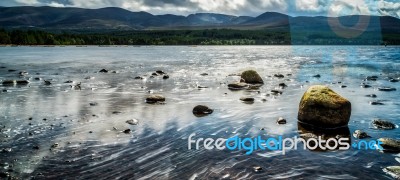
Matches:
[0,46,399,179]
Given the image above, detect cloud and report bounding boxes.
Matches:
[0,0,399,18]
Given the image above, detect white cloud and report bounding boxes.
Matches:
[2,0,399,18]
[378,0,400,18]
[296,0,321,12]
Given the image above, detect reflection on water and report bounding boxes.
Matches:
[0,46,399,179]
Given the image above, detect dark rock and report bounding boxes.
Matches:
[365,94,377,98]
[8,69,16,72]
[152,73,158,76]
[278,83,287,89]
[16,80,29,85]
[340,85,347,88]
[271,90,283,95]
[372,119,396,130]
[378,138,400,152]
[360,84,371,88]
[123,129,131,134]
[64,80,73,83]
[352,130,370,139]
[193,105,214,117]
[33,145,39,150]
[0,172,9,178]
[99,69,109,73]
[378,87,396,91]
[197,85,208,89]
[313,74,321,78]
[274,74,285,78]
[51,143,59,148]
[126,119,139,125]
[370,101,384,105]
[240,97,255,103]
[146,94,166,104]
[2,80,15,85]
[241,70,264,84]
[389,79,399,82]
[163,75,169,79]
[298,85,351,128]
[277,117,287,124]
[134,76,143,80]
[365,76,378,81]
[34,77,41,81]
[228,82,248,90]
[44,80,51,85]
[156,70,165,75]
[112,71,117,73]
[200,73,208,76]
[112,111,122,114]
[89,102,98,106]
[19,71,28,76]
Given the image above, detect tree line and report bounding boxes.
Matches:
[0,28,397,45]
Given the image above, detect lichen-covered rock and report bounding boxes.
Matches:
[240,70,263,84]
[372,119,396,130]
[378,138,400,152]
[145,94,165,104]
[298,85,351,128]
[383,166,400,179]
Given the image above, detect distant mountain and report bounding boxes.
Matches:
[0,6,399,33]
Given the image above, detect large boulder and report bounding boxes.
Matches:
[298,85,351,128]
[240,70,263,84]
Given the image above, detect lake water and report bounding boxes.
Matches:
[0,46,399,179]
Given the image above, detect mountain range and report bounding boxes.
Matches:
[0,6,399,33]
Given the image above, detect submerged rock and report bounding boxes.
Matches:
[313,74,321,78]
[192,105,214,117]
[44,80,51,85]
[378,87,396,91]
[241,70,264,84]
[365,76,378,81]
[360,84,372,88]
[200,73,208,76]
[253,166,263,172]
[271,90,283,95]
[365,94,377,98]
[278,83,287,89]
[16,80,29,85]
[378,138,400,152]
[2,80,15,85]
[240,97,255,103]
[134,76,143,80]
[99,69,109,73]
[145,94,166,104]
[163,75,169,79]
[228,82,248,90]
[383,166,400,179]
[274,74,285,78]
[277,117,287,125]
[370,101,384,105]
[126,119,139,125]
[156,70,165,75]
[389,79,399,82]
[298,85,351,128]
[352,130,370,139]
[123,129,131,134]
[372,119,396,130]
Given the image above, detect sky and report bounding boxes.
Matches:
[0,0,399,18]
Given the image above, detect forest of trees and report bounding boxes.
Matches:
[0,28,397,45]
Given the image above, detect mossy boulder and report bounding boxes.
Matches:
[240,70,263,84]
[383,166,400,179]
[298,85,351,128]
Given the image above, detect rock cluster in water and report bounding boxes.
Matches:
[298,85,351,128]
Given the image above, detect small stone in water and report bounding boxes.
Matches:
[126,119,139,125]
[51,143,59,148]
[365,94,377,98]
[123,129,131,134]
[352,130,370,139]
[277,117,287,124]
[163,75,169,79]
[372,119,396,130]
[313,74,321,78]
[370,101,384,105]
[253,166,263,172]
